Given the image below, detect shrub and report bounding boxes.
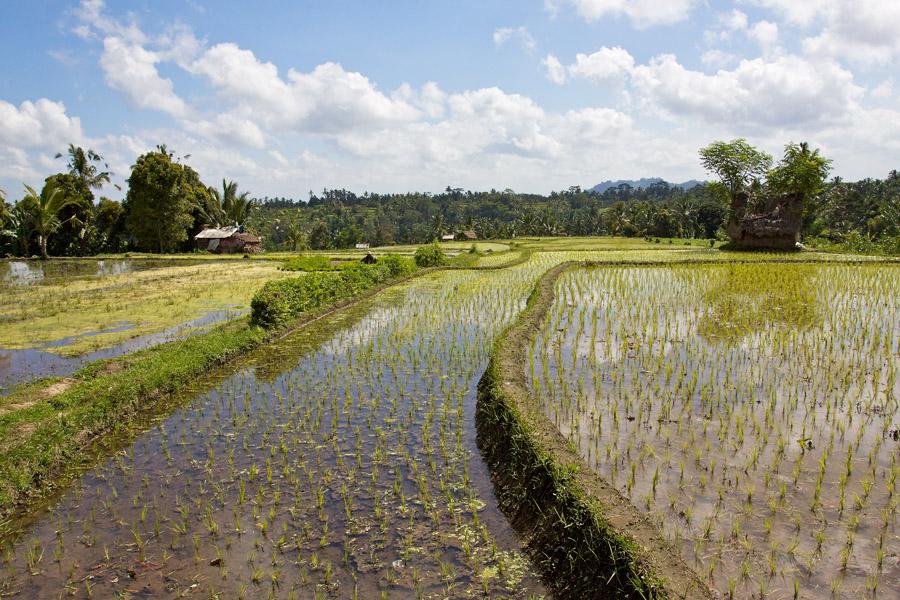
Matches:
[280,255,333,271]
[251,255,415,327]
[414,243,447,267]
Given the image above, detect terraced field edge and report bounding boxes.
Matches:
[476,261,715,600]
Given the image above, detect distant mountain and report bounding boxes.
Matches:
[589,178,705,194]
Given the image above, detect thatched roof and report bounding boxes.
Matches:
[235,232,261,244]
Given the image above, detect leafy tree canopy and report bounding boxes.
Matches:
[124,146,207,253]
[767,142,832,199]
[699,139,772,203]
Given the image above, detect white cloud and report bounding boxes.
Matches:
[631,54,864,128]
[190,44,420,135]
[546,0,697,28]
[802,0,900,66]
[870,78,894,100]
[568,46,635,84]
[99,36,188,117]
[181,111,267,149]
[749,21,779,52]
[493,26,536,50]
[746,0,832,26]
[0,99,84,150]
[542,54,567,84]
[700,49,737,70]
[724,9,748,31]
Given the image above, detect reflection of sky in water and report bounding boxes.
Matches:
[0,258,206,286]
[2,261,44,284]
[95,259,134,277]
[0,308,245,395]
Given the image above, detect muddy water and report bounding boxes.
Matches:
[532,263,900,599]
[0,264,548,599]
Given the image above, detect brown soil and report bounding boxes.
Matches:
[41,377,80,398]
[477,261,714,600]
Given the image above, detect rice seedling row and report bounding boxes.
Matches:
[530,262,900,599]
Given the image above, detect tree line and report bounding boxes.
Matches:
[1,145,258,257]
[1,142,897,257]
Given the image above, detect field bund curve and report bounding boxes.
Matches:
[476,261,714,600]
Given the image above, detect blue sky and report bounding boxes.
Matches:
[1,0,898,201]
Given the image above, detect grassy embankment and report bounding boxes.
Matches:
[477,261,714,600]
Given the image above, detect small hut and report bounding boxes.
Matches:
[440,233,455,242]
[456,230,478,241]
[195,226,264,254]
[725,192,802,250]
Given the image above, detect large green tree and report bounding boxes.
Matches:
[95,197,127,253]
[699,139,773,205]
[124,146,207,253]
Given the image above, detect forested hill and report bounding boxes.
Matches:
[590,178,705,194]
[247,182,726,250]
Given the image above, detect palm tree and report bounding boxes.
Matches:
[282,212,304,251]
[22,184,76,259]
[56,144,113,190]
[198,179,257,228]
[428,213,446,241]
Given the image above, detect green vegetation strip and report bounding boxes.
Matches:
[476,261,714,600]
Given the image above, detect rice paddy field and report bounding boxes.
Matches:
[0,258,294,392]
[530,261,900,598]
[0,256,555,600]
[1,241,898,600]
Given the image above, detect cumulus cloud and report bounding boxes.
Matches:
[749,21,779,52]
[631,54,864,128]
[546,0,697,28]
[189,44,421,135]
[700,49,737,70]
[568,46,635,84]
[802,0,900,65]
[542,54,567,84]
[181,112,267,149]
[493,26,536,50]
[99,36,188,117]
[870,78,894,100]
[0,99,84,150]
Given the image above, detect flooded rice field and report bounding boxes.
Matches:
[0,260,552,599]
[0,258,291,394]
[0,259,208,287]
[531,262,900,599]
[0,307,245,396]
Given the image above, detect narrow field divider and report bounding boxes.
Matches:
[476,261,714,600]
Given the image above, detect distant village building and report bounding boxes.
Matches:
[195,226,264,254]
[355,243,370,249]
[440,233,456,242]
[456,230,478,241]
